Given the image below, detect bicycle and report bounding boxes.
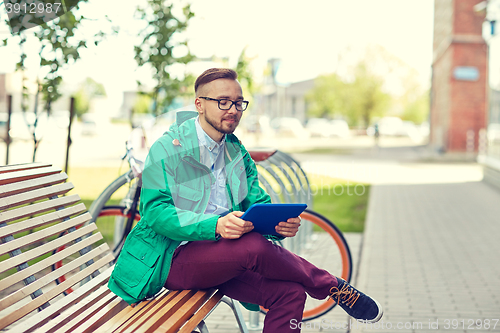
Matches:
[52,134,352,321]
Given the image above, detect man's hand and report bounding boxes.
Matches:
[216,211,254,239]
[276,216,301,237]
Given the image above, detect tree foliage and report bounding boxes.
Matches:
[134,0,195,116]
[234,47,261,109]
[306,60,391,126]
[401,89,429,124]
[1,3,112,161]
[349,62,391,126]
[134,94,153,115]
[74,77,107,118]
[305,45,430,127]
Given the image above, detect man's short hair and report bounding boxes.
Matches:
[195,68,238,95]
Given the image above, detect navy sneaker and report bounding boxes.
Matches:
[329,278,383,323]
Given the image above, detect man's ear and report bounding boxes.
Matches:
[195,97,204,114]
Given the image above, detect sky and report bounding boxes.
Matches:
[0,0,462,109]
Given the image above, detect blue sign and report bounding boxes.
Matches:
[453,67,480,81]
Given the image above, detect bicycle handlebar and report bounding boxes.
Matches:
[123,139,144,179]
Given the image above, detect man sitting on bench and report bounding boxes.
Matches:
[108,68,383,332]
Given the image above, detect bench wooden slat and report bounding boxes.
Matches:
[95,289,175,333]
[0,166,62,186]
[0,252,114,330]
[30,284,112,333]
[77,298,128,333]
[94,296,155,333]
[0,173,68,198]
[0,182,74,210]
[0,203,86,239]
[118,290,196,333]
[0,223,97,275]
[0,232,102,292]
[74,297,128,333]
[8,267,113,333]
[0,194,81,224]
[58,291,126,333]
[155,290,212,333]
[0,163,53,175]
[0,243,109,312]
[177,291,224,333]
[0,212,92,257]
[50,287,117,333]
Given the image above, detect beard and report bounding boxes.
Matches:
[205,112,240,135]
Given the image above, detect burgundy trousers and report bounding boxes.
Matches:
[164,232,338,332]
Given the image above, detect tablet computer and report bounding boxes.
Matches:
[241,203,307,237]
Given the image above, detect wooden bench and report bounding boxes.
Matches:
[0,163,248,333]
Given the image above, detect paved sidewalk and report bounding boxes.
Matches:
[352,181,500,333]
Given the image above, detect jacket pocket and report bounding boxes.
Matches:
[173,184,204,212]
[113,236,160,298]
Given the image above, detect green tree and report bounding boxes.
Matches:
[1,5,112,161]
[74,77,107,118]
[134,94,153,115]
[349,61,391,126]
[305,73,349,119]
[398,68,430,124]
[306,60,391,126]
[134,0,195,116]
[234,47,261,109]
[401,89,429,124]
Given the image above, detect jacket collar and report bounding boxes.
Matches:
[169,111,242,162]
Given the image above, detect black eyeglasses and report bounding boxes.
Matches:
[199,97,249,112]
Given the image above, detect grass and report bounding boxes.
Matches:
[67,166,131,200]
[308,175,370,233]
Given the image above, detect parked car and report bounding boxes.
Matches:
[270,117,310,139]
[488,123,500,143]
[305,118,350,138]
[330,119,350,138]
[305,118,334,137]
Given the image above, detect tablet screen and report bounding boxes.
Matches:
[241,203,307,236]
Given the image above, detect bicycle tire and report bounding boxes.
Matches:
[260,209,353,322]
[52,206,140,294]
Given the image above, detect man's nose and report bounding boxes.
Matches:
[227,103,238,114]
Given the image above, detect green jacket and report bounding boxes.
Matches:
[108,111,274,310]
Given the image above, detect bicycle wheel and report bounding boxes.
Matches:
[52,206,140,294]
[260,209,353,321]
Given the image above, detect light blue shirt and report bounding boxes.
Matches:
[194,117,229,215]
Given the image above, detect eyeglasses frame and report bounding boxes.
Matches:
[199,96,249,112]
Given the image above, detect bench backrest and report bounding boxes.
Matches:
[0,163,228,333]
[0,163,116,332]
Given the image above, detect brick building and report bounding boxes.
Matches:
[431,0,488,153]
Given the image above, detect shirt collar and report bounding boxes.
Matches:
[195,116,225,152]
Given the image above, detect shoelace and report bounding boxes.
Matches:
[329,283,360,308]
